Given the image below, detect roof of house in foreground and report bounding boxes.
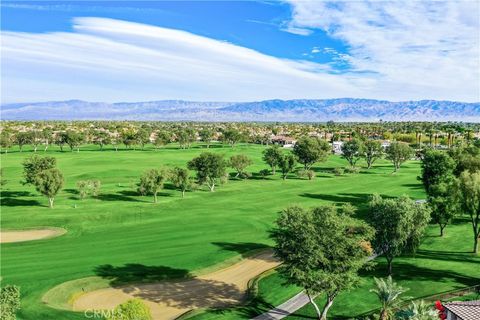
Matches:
[443,300,480,320]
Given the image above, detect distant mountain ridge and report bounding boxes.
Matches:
[1,98,479,122]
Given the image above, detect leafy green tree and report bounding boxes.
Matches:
[449,144,480,175]
[341,139,365,168]
[297,169,316,180]
[293,137,330,169]
[153,131,171,149]
[137,169,166,203]
[279,153,296,180]
[370,276,408,320]
[199,128,214,148]
[65,130,84,152]
[136,129,151,150]
[221,129,242,147]
[271,205,373,320]
[363,140,383,169]
[93,130,111,150]
[76,180,101,199]
[170,167,193,198]
[188,152,227,192]
[55,132,68,151]
[368,194,430,274]
[107,298,152,320]
[176,128,196,149]
[0,131,13,153]
[229,154,253,179]
[386,142,413,172]
[456,171,480,253]
[42,128,53,152]
[122,130,137,149]
[15,132,31,152]
[420,150,456,195]
[33,168,64,208]
[22,155,57,185]
[262,145,283,174]
[428,184,458,237]
[0,285,20,320]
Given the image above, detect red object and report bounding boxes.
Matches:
[435,300,447,320]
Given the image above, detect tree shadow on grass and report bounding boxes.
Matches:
[362,261,480,288]
[212,242,271,258]
[415,249,480,264]
[0,191,43,207]
[96,191,146,203]
[94,263,191,286]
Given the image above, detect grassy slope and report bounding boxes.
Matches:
[1,143,430,319]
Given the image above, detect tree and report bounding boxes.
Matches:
[341,139,365,168]
[137,169,166,203]
[262,145,283,174]
[221,129,242,147]
[386,142,413,172]
[65,130,84,152]
[0,285,20,320]
[229,154,253,179]
[271,205,373,320]
[93,130,111,150]
[42,128,53,152]
[33,168,64,208]
[279,153,296,180]
[122,130,137,149]
[293,137,330,169]
[456,171,480,254]
[107,298,152,320]
[55,132,68,151]
[29,130,42,152]
[153,131,170,149]
[76,180,101,199]
[170,167,193,198]
[136,129,151,150]
[199,128,214,148]
[22,155,57,185]
[370,276,408,320]
[0,131,13,153]
[428,184,458,237]
[188,152,227,192]
[368,194,430,274]
[363,140,383,169]
[15,132,31,152]
[420,150,456,195]
[176,128,196,149]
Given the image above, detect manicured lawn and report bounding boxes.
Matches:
[1,143,435,319]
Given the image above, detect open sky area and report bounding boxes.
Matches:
[1,0,479,103]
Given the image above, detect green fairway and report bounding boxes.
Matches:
[1,143,473,320]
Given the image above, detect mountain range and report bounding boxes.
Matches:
[1,98,479,122]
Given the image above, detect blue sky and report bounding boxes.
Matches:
[1,1,479,103]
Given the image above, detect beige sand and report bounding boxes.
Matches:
[0,227,66,243]
[73,251,280,320]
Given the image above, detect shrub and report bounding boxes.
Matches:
[107,298,152,320]
[76,180,101,199]
[0,285,20,320]
[259,169,270,179]
[297,169,316,180]
[345,166,361,174]
[333,167,345,176]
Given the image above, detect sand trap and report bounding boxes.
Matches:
[73,251,280,320]
[0,227,66,243]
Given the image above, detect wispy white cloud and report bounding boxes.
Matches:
[284,0,480,102]
[1,17,357,103]
[2,3,479,104]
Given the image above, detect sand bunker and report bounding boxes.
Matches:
[73,251,280,320]
[0,227,66,243]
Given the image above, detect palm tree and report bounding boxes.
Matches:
[370,276,408,320]
[397,300,438,320]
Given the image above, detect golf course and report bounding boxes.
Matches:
[1,142,479,320]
